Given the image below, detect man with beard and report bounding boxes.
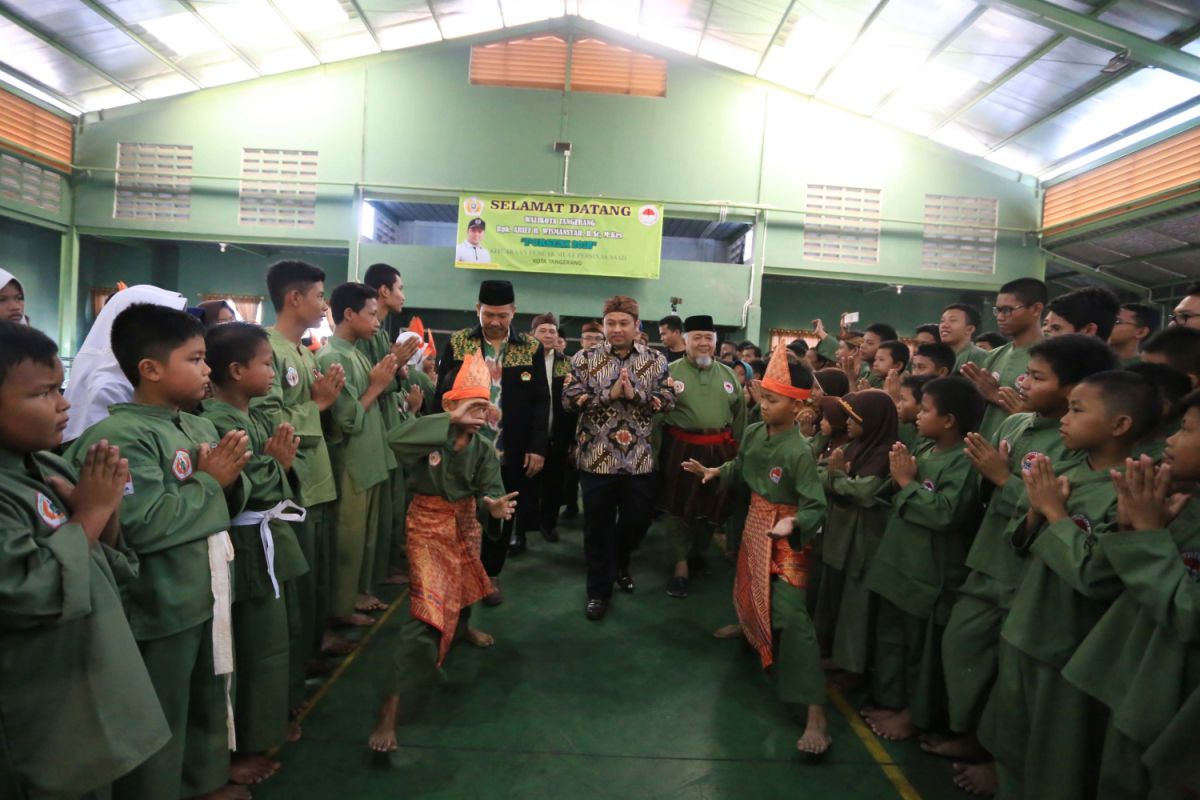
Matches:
[657,315,746,598]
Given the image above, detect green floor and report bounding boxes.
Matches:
[257,519,965,800]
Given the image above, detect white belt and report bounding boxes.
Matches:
[207,531,236,750]
[231,500,308,600]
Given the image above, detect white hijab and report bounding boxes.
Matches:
[0,268,28,326]
[395,330,426,367]
[63,284,187,442]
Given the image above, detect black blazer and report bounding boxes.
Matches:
[434,325,550,469]
[548,350,578,447]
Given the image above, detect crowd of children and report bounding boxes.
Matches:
[1,264,1199,799]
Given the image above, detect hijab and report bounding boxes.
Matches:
[63,284,187,442]
[841,389,898,479]
[0,268,28,325]
[815,367,850,398]
[817,396,851,456]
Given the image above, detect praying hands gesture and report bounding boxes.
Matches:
[404,383,424,415]
[961,362,1002,406]
[482,491,519,520]
[682,458,720,485]
[608,368,636,402]
[883,368,902,402]
[263,422,300,472]
[47,440,129,547]
[199,430,251,489]
[888,442,917,488]
[827,446,850,475]
[1111,455,1189,531]
[995,387,1024,415]
[839,354,861,386]
[311,363,345,411]
[1023,454,1070,528]
[965,433,1010,487]
[391,336,421,367]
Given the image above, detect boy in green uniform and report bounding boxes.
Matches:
[202,321,310,786]
[1063,395,1200,799]
[1108,302,1158,367]
[862,377,985,742]
[962,278,1048,442]
[939,303,988,374]
[368,353,516,753]
[0,322,170,800]
[252,260,347,688]
[66,304,253,800]
[317,283,400,625]
[932,334,1116,796]
[895,374,931,450]
[357,264,424,588]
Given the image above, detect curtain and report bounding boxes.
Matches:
[90,287,118,319]
[200,293,263,324]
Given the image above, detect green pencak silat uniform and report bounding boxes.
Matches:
[821,466,893,674]
[979,462,1121,800]
[199,400,309,754]
[717,423,827,706]
[865,440,981,728]
[977,341,1032,442]
[659,357,746,565]
[66,404,248,800]
[0,448,171,800]
[859,362,884,389]
[356,327,406,586]
[252,327,339,700]
[317,336,396,617]
[898,421,919,449]
[1062,496,1200,800]
[941,412,1083,734]
[386,415,505,698]
[814,335,840,365]
[1143,683,1200,799]
[953,343,989,374]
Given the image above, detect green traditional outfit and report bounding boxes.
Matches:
[942,412,1083,734]
[953,343,989,374]
[864,440,981,728]
[976,341,1032,442]
[716,423,827,706]
[66,404,248,800]
[897,421,919,449]
[1062,497,1200,800]
[0,449,170,800]
[658,357,746,565]
[317,336,397,617]
[356,327,406,585]
[979,462,1121,800]
[200,400,309,754]
[386,415,505,699]
[252,327,338,701]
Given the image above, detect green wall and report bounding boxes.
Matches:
[0,216,62,332]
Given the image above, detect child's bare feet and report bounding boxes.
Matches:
[920,732,987,761]
[860,706,895,720]
[796,705,832,755]
[368,696,401,753]
[230,753,280,785]
[952,761,998,796]
[286,719,302,743]
[321,631,358,656]
[355,593,387,612]
[331,613,375,628]
[383,573,410,586]
[868,707,915,741]
[713,623,744,639]
[463,627,494,648]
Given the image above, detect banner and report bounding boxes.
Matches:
[454,192,663,279]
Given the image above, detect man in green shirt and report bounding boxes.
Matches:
[962,278,1048,442]
[658,315,746,598]
[939,303,989,374]
[1108,302,1158,367]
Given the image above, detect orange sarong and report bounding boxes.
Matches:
[406,494,494,665]
[733,493,811,669]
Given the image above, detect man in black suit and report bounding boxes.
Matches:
[434,279,550,604]
[526,312,577,546]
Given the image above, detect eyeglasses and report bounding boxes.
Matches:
[1169,311,1199,326]
[992,304,1028,317]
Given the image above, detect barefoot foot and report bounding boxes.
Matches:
[382,573,410,586]
[368,696,401,753]
[463,627,494,648]
[331,613,375,628]
[952,761,998,796]
[797,706,832,755]
[321,632,358,656]
[355,593,387,612]
[230,753,280,785]
[868,707,916,741]
[713,623,744,639]
[920,733,988,761]
[286,719,302,743]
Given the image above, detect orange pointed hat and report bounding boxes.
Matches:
[443,349,491,402]
[759,342,812,401]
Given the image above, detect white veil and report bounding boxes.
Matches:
[63,284,187,442]
[0,268,28,325]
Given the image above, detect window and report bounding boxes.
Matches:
[114,142,193,221]
[470,35,666,97]
[239,147,317,228]
[803,184,882,264]
[0,88,72,170]
[922,194,998,274]
[0,153,62,213]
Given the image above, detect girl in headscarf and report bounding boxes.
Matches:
[63,284,187,442]
[815,367,850,398]
[0,269,27,325]
[197,299,238,328]
[816,390,898,682]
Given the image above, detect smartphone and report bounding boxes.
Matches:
[843,311,860,324]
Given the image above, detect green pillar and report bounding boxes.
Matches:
[57,226,78,355]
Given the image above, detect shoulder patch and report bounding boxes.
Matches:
[769,466,783,484]
[1181,551,1200,579]
[428,451,442,468]
[1021,451,1043,474]
[1070,514,1093,535]
[123,478,135,496]
[674,379,686,393]
[285,366,299,387]
[172,449,193,481]
[35,492,66,529]
[723,381,735,394]
[922,479,936,492]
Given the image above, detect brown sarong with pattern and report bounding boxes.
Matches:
[658,426,737,521]
[406,494,494,665]
[734,493,811,669]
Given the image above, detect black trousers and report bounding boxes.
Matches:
[481,463,534,577]
[530,435,572,534]
[580,472,657,599]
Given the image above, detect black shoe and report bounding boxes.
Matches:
[541,527,560,543]
[615,570,635,594]
[666,576,689,598]
[507,535,527,556]
[585,597,609,621]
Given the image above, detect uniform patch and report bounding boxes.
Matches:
[674,380,685,393]
[769,466,783,484]
[35,492,66,529]
[123,478,135,496]
[1071,514,1093,535]
[1182,551,1200,579]
[723,381,735,394]
[285,366,299,387]
[428,451,442,468]
[171,449,193,481]
[1021,451,1043,474]
[520,371,532,382]
[991,370,1001,382]
[922,479,936,492]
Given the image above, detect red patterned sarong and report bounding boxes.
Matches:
[734,493,811,669]
[406,494,494,665]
